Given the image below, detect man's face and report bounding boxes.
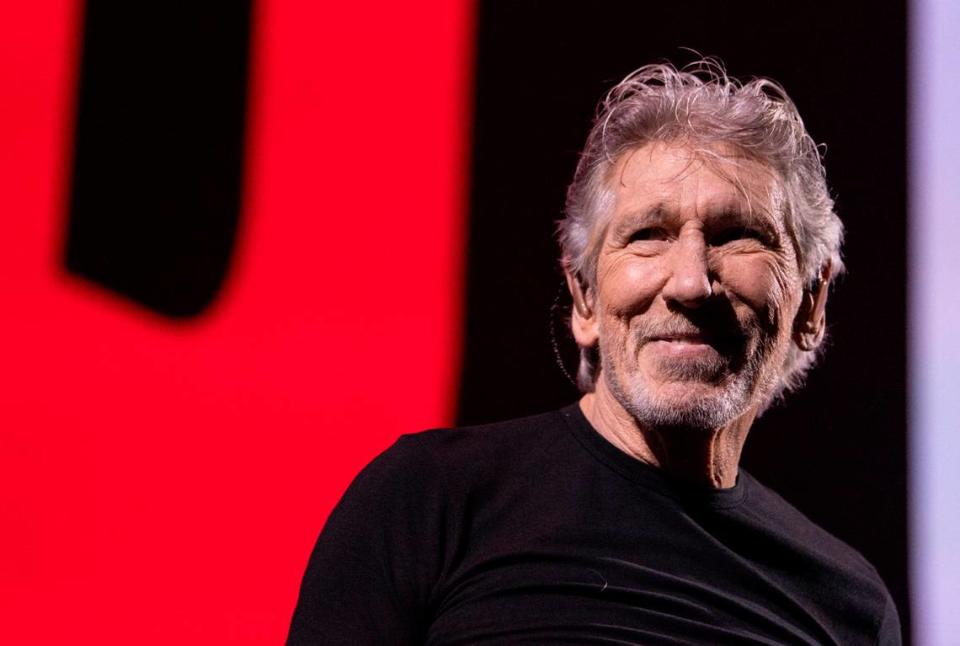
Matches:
[585,141,804,429]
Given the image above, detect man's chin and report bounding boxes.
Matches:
[617,377,753,431]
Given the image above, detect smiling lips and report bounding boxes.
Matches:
[647,336,718,358]
[634,317,747,360]
[641,330,744,360]
[652,333,709,343]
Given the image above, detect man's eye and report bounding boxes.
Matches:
[712,227,766,246]
[629,227,669,242]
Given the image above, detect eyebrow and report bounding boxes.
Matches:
[613,202,781,242]
[611,203,672,237]
[707,207,779,237]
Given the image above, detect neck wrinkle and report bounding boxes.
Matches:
[580,378,754,489]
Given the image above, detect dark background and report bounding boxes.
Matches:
[457,0,909,637]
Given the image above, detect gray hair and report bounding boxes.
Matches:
[557,58,844,398]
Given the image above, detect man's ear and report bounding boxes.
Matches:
[794,262,833,351]
[564,270,599,348]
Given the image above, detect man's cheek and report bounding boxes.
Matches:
[720,257,786,313]
[602,258,660,315]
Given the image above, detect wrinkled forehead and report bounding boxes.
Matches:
[606,141,784,224]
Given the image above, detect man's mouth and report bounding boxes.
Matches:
[646,336,717,359]
[651,333,709,343]
[642,329,744,359]
[645,331,719,347]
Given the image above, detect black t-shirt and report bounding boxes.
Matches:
[288,405,901,645]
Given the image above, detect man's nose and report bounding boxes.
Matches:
[661,235,712,307]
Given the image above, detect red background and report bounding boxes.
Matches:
[0,0,474,642]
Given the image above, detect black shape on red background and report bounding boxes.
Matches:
[66,1,253,317]
[459,0,909,639]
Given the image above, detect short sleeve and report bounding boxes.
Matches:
[287,434,447,645]
[876,593,902,646]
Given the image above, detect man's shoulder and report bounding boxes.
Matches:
[740,472,901,640]
[341,405,576,508]
[369,405,578,497]
[405,405,573,457]
[328,406,577,535]
[386,408,566,470]
[740,471,887,582]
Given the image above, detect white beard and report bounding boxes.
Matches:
[598,322,783,431]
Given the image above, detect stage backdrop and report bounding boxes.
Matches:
[0,1,472,643]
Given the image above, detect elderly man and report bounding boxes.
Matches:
[288,61,901,644]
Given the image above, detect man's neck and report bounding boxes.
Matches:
[578,380,756,489]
